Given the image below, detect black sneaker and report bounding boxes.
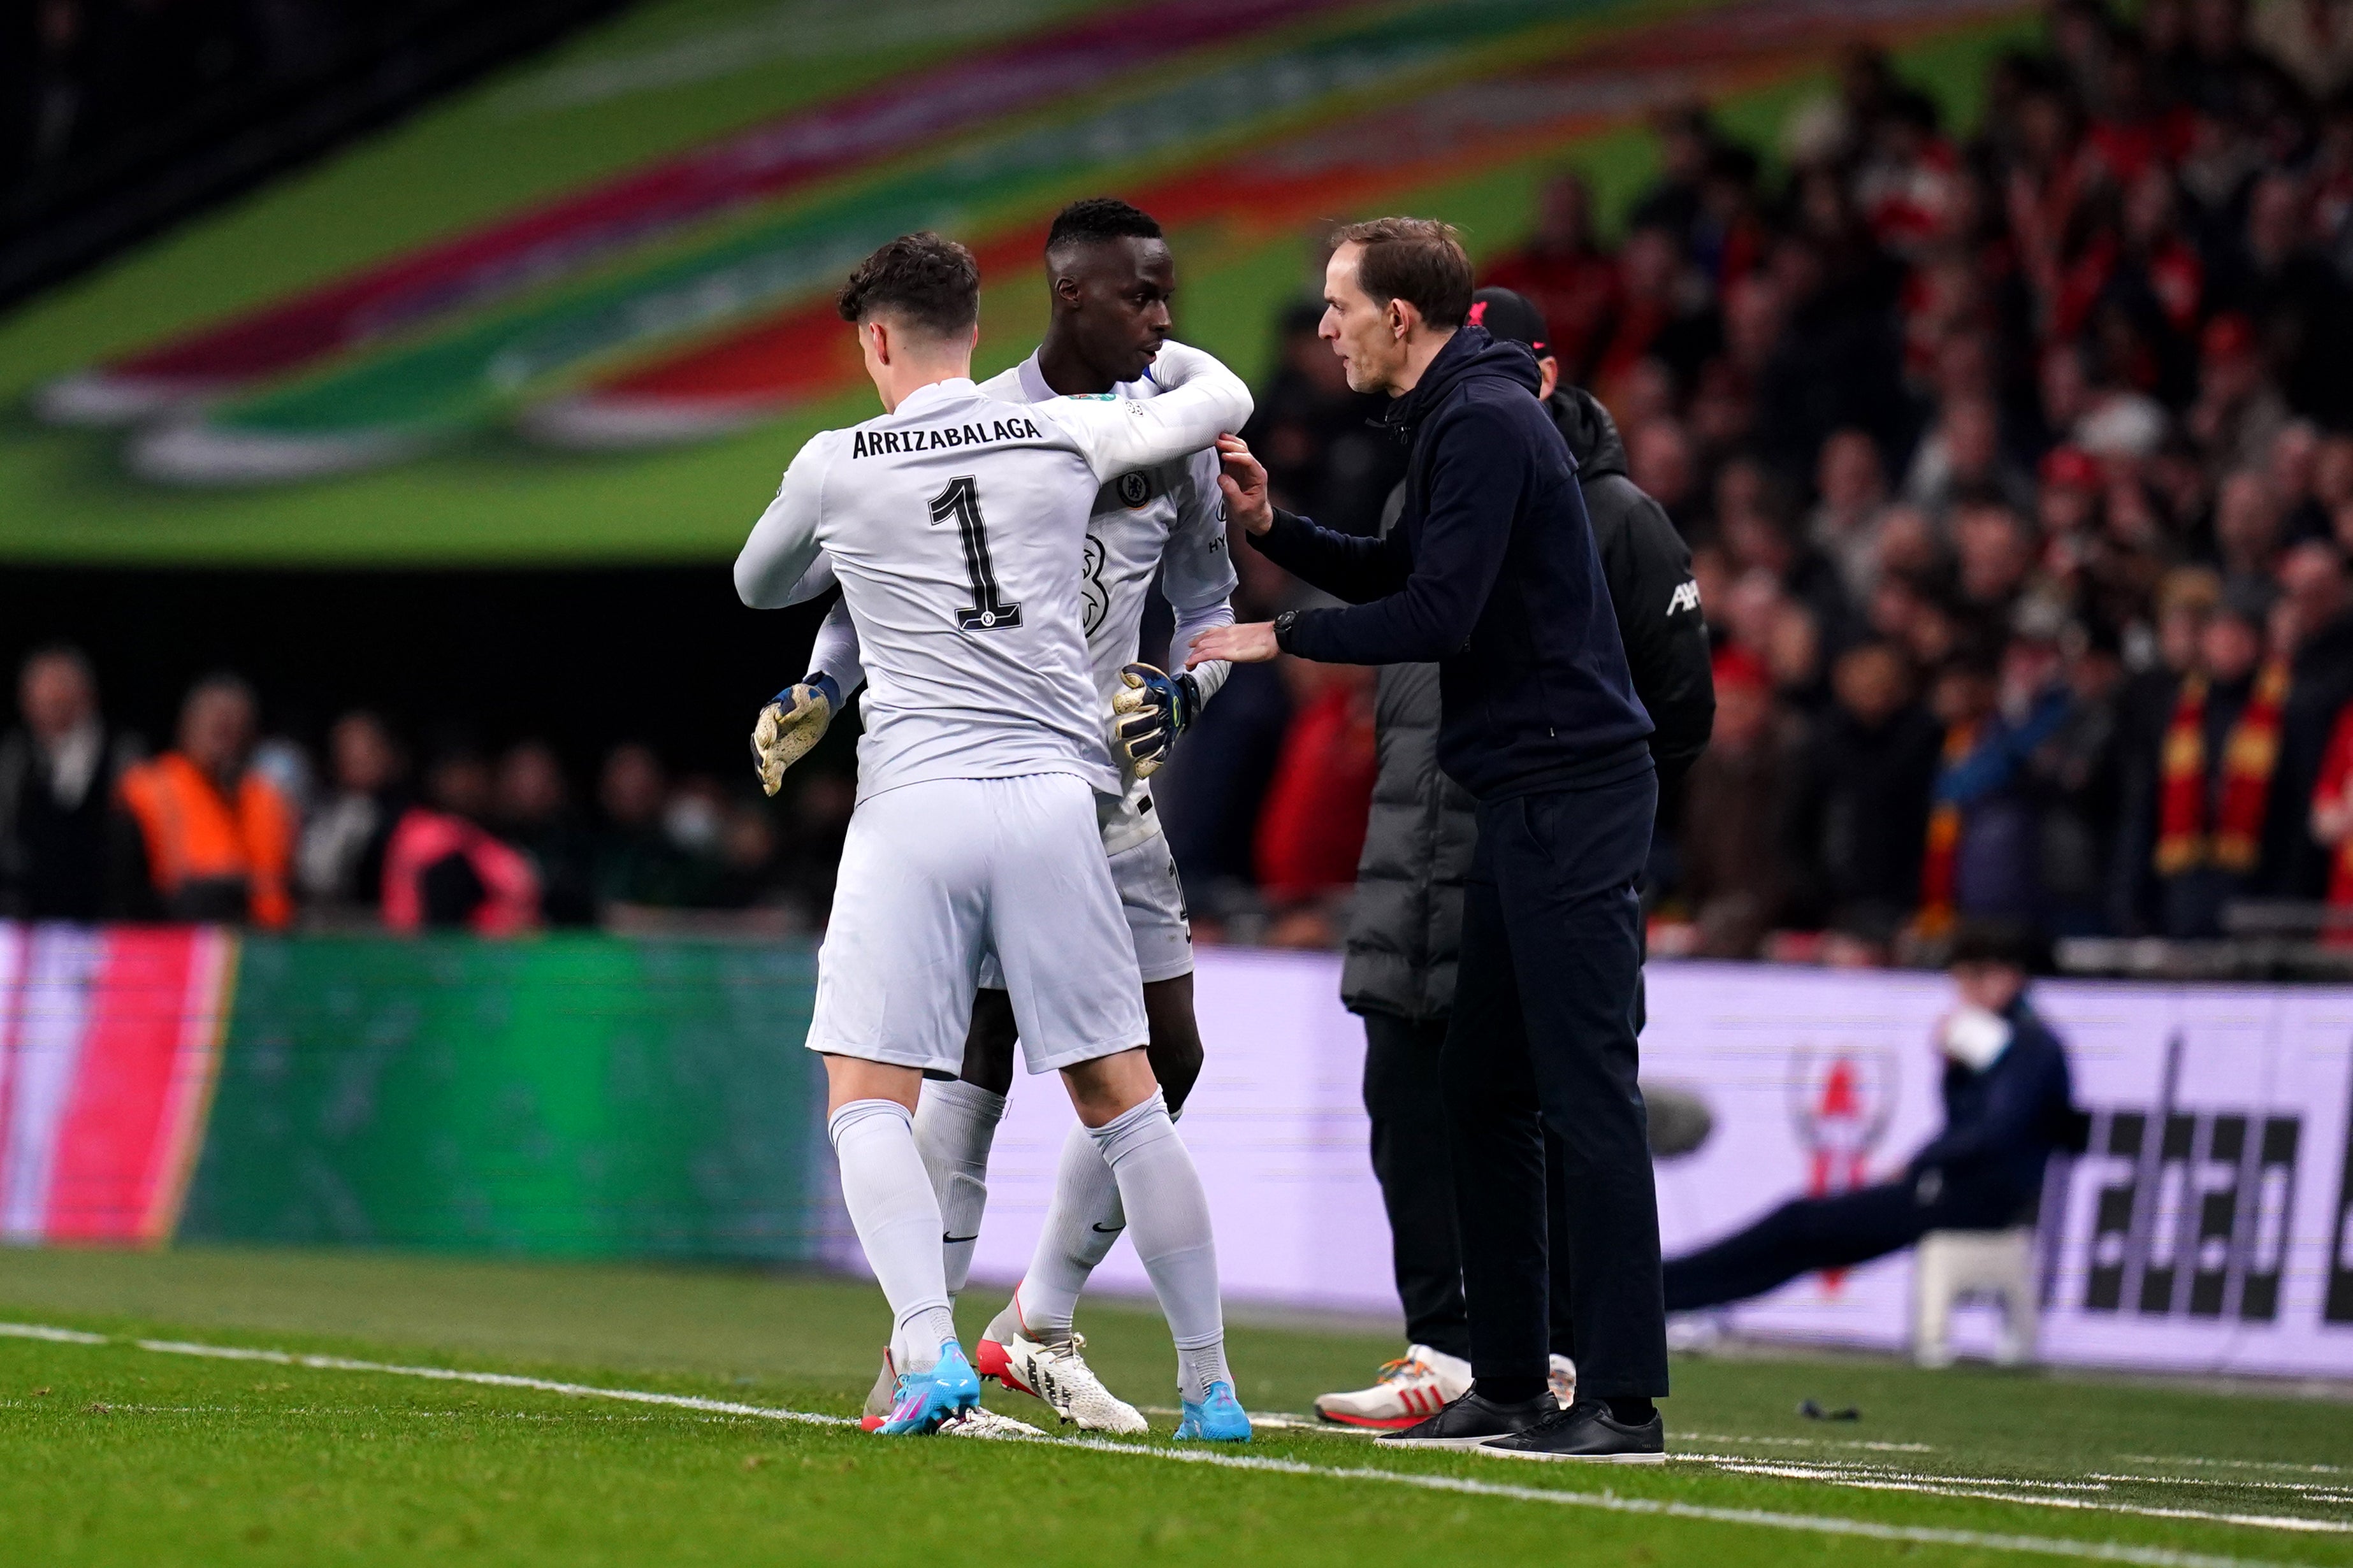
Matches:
[1377,1389,1557,1449]
[1477,1399,1666,1463]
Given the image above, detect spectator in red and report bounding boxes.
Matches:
[2124,581,2294,937]
[2188,312,2291,478]
[382,751,539,935]
[1855,89,1960,261]
[1479,170,1621,385]
[1590,222,1716,401]
[1254,659,1377,943]
[2308,698,2353,935]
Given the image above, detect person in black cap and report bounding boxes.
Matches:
[1662,919,2078,1313]
[1312,285,1715,1434]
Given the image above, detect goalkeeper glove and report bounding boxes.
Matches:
[1110,661,1199,779]
[751,672,842,796]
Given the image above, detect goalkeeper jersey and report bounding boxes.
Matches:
[734,350,1251,803]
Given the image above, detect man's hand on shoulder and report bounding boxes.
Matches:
[1186,621,1280,668]
[751,673,842,796]
[1215,435,1273,535]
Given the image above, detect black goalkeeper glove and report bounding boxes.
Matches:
[1110,661,1199,778]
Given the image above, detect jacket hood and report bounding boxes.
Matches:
[1380,326,1540,440]
[1549,385,1628,479]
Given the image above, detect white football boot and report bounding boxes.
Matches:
[976,1321,1149,1435]
[1312,1344,1472,1430]
[1549,1353,1578,1409]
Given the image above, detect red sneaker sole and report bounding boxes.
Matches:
[1316,1409,1423,1430]
[974,1337,1038,1398]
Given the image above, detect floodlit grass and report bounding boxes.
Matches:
[2,1247,2349,1566]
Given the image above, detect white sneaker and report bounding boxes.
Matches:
[976,1328,1150,1435]
[1313,1344,1472,1430]
[1549,1353,1577,1409]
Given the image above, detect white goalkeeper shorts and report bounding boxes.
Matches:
[808,772,1148,1077]
[977,805,1193,991]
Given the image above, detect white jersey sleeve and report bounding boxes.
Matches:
[808,593,867,698]
[1038,343,1250,482]
[734,435,836,608]
[1161,443,1238,703]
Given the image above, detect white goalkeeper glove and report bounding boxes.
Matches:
[1110,661,1200,779]
[751,672,842,796]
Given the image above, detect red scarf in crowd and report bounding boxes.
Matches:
[1915,719,1980,937]
[2154,661,2289,878]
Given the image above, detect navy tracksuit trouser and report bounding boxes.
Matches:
[1442,769,1669,1400]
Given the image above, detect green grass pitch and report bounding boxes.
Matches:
[1,1247,2348,1565]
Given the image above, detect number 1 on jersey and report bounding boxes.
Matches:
[931,475,1022,631]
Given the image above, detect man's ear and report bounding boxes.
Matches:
[1389,297,1420,342]
[867,319,890,366]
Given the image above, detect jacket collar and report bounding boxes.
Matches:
[1376,326,1540,444]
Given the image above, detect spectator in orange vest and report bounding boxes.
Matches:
[114,675,295,928]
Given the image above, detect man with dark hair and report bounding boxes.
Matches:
[760,198,1247,1434]
[0,645,139,920]
[1317,286,1714,1429]
[1662,921,2078,1312]
[1194,219,1669,1460]
[832,230,984,338]
[736,230,1256,1441]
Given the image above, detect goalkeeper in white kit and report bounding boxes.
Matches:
[734,229,1252,1440]
[755,199,1238,1435]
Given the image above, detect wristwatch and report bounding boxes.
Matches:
[1272,609,1299,653]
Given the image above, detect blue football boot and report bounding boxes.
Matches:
[1172,1380,1251,1442]
[878,1341,981,1435]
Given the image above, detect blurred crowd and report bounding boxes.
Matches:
[23,0,2353,959]
[0,649,851,933]
[1166,0,2353,960]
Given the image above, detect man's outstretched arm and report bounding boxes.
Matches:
[1048,341,1252,478]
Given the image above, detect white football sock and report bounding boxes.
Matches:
[829,1098,957,1374]
[1085,1092,1229,1402]
[913,1078,1006,1300]
[994,1119,1124,1347]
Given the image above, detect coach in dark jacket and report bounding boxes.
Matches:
[1192,220,1668,1458]
[1341,288,1712,1377]
[1664,921,2078,1310]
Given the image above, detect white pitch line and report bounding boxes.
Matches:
[1679,1430,1937,1453]
[2125,1457,2347,1478]
[1701,1463,2353,1536]
[1695,1453,2353,1504]
[128,1338,857,1429]
[0,1321,106,1344]
[0,1324,2310,1568]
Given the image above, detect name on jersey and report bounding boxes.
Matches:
[851,415,1043,459]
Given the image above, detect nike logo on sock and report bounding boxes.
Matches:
[1090,1222,1125,1234]
[943,1233,978,1244]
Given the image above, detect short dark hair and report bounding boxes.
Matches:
[1948,917,2050,975]
[836,232,980,340]
[1046,197,1162,252]
[1330,216,1473,327]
